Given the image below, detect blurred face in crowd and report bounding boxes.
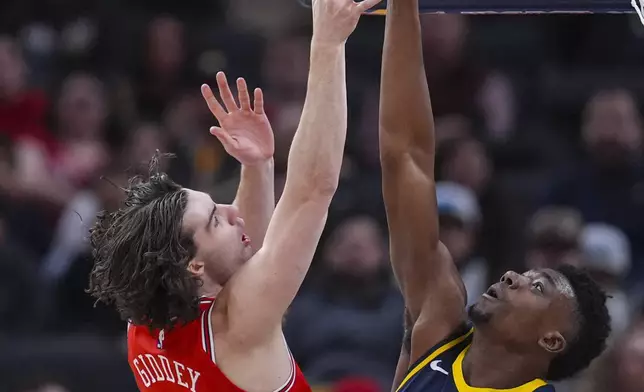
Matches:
[127,123,167,168]
[262,36,310,98]
[615,323,644,392]
[435,114,472,145]
[324,216,385,277]
[442,138,491,194]
[147,16,185,76]
[439,214,475,265]
[420,14,467,64]
[272,101,303,171]
[525,240,582,271]
[164,93,208,141]
[582,89,642,168]
[57,73,107,139]
[95,171,127,212]
[0,36,25,99]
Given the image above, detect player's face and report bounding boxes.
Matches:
[470,269,576,354]
[182,189,253,285]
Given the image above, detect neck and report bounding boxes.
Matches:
[463,331,548,389]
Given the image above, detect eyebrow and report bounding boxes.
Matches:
[539,271,557,288]
[205,204,217,230]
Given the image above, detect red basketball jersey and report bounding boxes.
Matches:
[127,297,311,392]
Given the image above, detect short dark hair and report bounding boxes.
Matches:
[87,154,200,330]
[546,264,611,381]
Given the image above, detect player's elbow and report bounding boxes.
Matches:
[309,173,339,199]
[379,135,406,163]
[286,173,338,204]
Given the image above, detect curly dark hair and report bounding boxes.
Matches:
[87,153,200,330]
[546,264,611,381]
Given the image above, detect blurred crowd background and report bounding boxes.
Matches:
[1,1,644,392]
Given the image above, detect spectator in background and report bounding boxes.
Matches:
[420,14,516,139]
[260,99,302,200]
[436,136,490,195]
[436,136,514,283]
[41,121,164,287]
[333,86,385,222]
[611,321,644,392]
[0,35,57,202]
[434,114,473,145]
[44,163,127,335]
[13,72,109,209]
[284,214,403,391]
[581,223,633,337]
[134,16,192,120]
[525,206,583,270]
[262,33,310,102]
[0,35,54,149]
[0,211,49,334]
[163,91,222,189]
[579,319,644,392]
[121,122,167,172]
[545,88,644,287]
[435,182,487,306]
[53,73,110,186]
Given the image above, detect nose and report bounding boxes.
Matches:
[500,270,523,290]
[229,206,245,228]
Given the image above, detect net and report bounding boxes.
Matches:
[633,0,644,24]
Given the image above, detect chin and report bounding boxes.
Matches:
[241,245,253,261]
[468,303,492,325]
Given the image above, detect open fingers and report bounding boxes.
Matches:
[201,84,227,121]
[253,88,265,115]
[237,78,252,111]
[216,72,239,112]
[355,0,382,12]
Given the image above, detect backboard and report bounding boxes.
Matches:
[298,0,636,14]
[365,0,633,13]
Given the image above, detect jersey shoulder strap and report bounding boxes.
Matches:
[397,323,474,391]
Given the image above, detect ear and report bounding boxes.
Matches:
[538,331,567,354]
[187,259,205,276]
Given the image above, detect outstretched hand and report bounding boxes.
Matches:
[311,0,382,47]
[201,72,275,166]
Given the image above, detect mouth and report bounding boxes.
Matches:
[241,233,251,246]
[483,286,500,301]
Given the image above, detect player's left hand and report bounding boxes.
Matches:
[201,72,275,166]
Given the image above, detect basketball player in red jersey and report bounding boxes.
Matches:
[87,1,380,391]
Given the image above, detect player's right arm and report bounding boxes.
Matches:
[221,0,382,345]
[379,0,467,365]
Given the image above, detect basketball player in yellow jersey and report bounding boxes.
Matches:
[378,1,611,391]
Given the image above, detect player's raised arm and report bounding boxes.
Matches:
[379,0,466,359]
[222,0,382,344]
